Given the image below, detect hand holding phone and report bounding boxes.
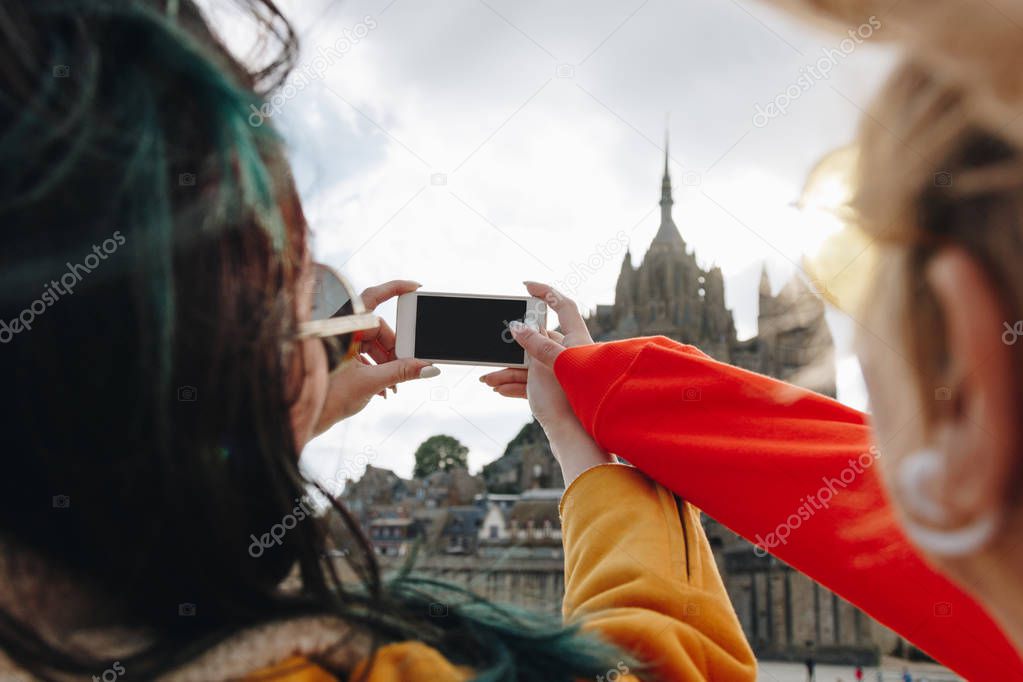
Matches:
[478,281,615,487]
[395,291,547,368]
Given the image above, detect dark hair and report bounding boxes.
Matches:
[0,1,624,679]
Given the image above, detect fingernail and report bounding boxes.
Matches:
[412,281,423,288]
[478,376,486,383]
[419,366,441,378]
[509,320,526,333]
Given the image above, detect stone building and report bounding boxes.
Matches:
[482,421,563,493]
[581,144,895,663]
[586,140,835,398]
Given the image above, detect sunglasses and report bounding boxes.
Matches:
[298,263,381,372]
[798,144,878,320]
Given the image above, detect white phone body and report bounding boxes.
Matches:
[396,291,547,368]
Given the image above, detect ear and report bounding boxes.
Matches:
[925,247,1018,523]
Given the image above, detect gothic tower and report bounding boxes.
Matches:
[587,135,835,397]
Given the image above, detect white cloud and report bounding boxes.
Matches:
[253,0,897,483]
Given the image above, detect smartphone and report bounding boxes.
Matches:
[396,292,547,368]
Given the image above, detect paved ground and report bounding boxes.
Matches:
[757,658,961,682]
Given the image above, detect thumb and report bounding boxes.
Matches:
[359,359,440,394]
[510,321,564,367]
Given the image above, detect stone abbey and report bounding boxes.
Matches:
[586,138,836,399]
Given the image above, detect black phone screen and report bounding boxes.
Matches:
[414,296,528,364]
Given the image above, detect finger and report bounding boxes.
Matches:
[357,358,440,395]
[479,368,528,387]
[523,281,587,338]
[363,336,392,365]
[548,329,565,344]
[509,321,564,367]
[356,348,399,395]
[360,280,422,311]
[354,356,388,398]
[494,384,527,399]
[362,319,397,359]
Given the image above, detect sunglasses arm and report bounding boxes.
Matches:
[298,313,381,339]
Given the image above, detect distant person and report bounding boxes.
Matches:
[805,654,816,682]
[902,668,912,682]
[489,0,1023,680]
[855,664,864,681]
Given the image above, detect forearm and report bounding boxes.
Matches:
[553,336,1023,682]
[543,420,616,488]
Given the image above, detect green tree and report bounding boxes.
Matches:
[413,435,469,478]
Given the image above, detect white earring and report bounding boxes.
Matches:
[896,448,999,557]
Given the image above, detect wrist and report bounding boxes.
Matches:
[540,416,594,453]
[541,418,614,487]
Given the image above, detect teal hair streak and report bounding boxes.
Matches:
[107,0,289,252]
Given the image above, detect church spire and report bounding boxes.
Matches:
[652,125,684,248]
[660,129,672,209]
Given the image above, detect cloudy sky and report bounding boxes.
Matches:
[214,0,899,485]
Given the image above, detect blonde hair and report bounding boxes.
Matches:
[769,0,1023,425]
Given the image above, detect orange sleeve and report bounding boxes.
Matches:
[554,336,1023,681]
[560,463,757,681]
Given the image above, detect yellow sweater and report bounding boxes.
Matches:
[250,464,756,681]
